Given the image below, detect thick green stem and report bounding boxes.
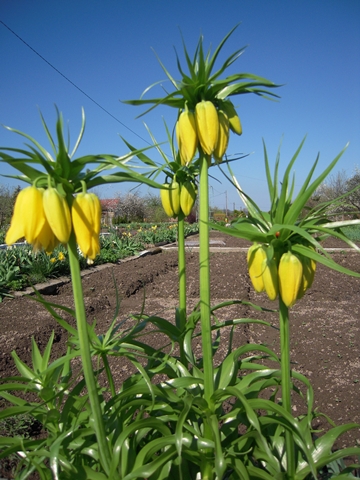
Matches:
[199,155,215,403]
[67,232,111,474]
[198,155,216,479]
[279,297,295,479]
[177,212,187,363]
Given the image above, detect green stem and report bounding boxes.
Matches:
[279,297,295,479]
[198,154,215,479]
[199,155,214,403]
[67,231,112,475]
[177,212,187,363]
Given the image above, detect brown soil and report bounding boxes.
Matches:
[0,231,360,477]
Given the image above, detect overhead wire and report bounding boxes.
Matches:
[1,19,268,201]
[0,19,151,146]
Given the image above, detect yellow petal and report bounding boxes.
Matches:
[35,218,59,253]
[72,193,101,259]
[23,186,46,244]
[5,186,45,246]
[43,188,72,244]
[5,222,25,246]
[5,188,27,245]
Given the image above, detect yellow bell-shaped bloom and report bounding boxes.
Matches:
[247,243,266,293]
[221,100,242,135]
[5,186,46,246]
[176,109,198,165]
[180,181,196,216]
[72,192,101,260]
[213,110,230,163]
[278,251,303,307]
[33,217,59,253]
[195,100,219,155]
[43,187,72,244]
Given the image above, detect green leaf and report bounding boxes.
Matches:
[83,468,109,480]
[70,107,86,158]
[174,395,193,456]
[11,350,36,380]
[285,143,348,224]
[292,243,360,277]
[31,335,45,375]
[274,136,306,224]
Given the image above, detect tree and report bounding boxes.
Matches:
[143,193,168,223]
[0,184,20,226]
[315,169,348,201]
[310,168,360,218]
[345,167,360,212]
[113,192,146,223]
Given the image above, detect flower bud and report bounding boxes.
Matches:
[5,186,46,246]
[221,100,242,135]
[169,180,180,216]
[72,192,102,260]
[160,184,174,217]
[195,101,219,155]
[297,249,317,299]
[176,109,198,165]
[180,181,196,216]
[278,251,303,307]
[43,187,72,244]
[160,181,180,218]
[33,216,59,253]
[262,257,279,301]
[247,243,266,292]
[213,110,230,163]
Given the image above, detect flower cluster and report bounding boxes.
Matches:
[6,185,102,261]
[160,179,197,218]
[50,252,66,264]
[176,99,241,166]
[247,243,316,308]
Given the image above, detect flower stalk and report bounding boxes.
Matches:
[177,211,187,363]
[198,152,216,478]
[198,153,214,403]
[67,226,112,474]
[279,297,295,479]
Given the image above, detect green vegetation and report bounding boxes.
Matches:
[0,222,198,300]
[342,224,360,242]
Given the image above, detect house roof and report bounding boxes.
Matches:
[100,199,118,211]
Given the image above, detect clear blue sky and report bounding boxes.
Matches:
[1,0,359,211]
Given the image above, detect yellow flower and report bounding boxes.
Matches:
[50,257,56,263]
[6,186,46,246]
[58,252,65,261]
[176,109,198,165]
[195,101,219,155]
[33,211,59,253]
[43,187,72,244]
[72,192,101,260]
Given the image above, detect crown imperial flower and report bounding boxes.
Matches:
[71,192,102,260]
[176,109,198,165]
[43,187,72,244]
[5,186,47,247]
[195,101,219,156]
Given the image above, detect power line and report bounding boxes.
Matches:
[0,20,270,191]
[0,19,151,145]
